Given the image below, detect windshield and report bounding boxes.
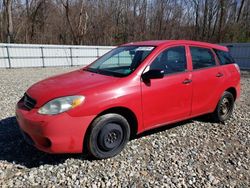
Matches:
[85,46,155,77]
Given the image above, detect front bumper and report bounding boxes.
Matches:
[16,101,95,153]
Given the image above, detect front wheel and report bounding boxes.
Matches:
[211,91,235,122]
[87,113,130,159]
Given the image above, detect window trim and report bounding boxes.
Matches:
[188,45,220,71]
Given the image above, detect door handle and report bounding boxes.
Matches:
[216,72,224,77]
[182,79,192,84]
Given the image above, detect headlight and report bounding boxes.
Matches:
[38,95,85,115]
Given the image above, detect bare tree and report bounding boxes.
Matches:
[60,0,78,44]
[217,0,225,42]
[0,0,249,45]
[0,1,4,41]
[3,0,14,43]
[236,0,245,23]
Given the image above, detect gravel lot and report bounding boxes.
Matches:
[0,67,249,187]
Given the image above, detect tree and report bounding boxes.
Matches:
[0,0,249,45]
[3,0,14,43]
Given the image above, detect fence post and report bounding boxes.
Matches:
[41,47,45,67]
[70,47,73,66]
[118,53,120,65]
[6,46,11,68]
[96,48,99,58]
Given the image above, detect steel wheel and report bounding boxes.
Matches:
[212,91,235,122]
[97,123,123,152]
[87,113,130,159]
[219,97,231,118]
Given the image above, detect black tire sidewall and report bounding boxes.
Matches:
[88,113,130,159]
[215,91,235,122]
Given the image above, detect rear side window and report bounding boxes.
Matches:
[214,49,235,65]
[190,47,216,70]
[150,46,187,75]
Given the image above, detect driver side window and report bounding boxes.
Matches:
[150,46,187,75]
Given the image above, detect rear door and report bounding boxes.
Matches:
[188,46,225,115]
[141,45,192,129]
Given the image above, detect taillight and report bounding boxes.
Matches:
[234,63,240,74]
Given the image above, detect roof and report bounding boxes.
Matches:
[122,40,173,46]
[122,40,228,51]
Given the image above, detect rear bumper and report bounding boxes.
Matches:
[16,101,95,153]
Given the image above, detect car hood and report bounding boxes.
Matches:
[27,69,119,107]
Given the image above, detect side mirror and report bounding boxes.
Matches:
[142,69,164,81]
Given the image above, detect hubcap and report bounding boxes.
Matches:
[98,123,123,151]
[220,97,230,117]
[106,131,118,144]
[104,130,121,149]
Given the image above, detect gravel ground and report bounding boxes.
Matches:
[0,67,249,187]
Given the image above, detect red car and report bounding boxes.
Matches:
[16,40,240,159]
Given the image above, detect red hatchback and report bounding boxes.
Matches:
[16,40,240,159]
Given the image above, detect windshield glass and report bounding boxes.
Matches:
[85,46,155,77]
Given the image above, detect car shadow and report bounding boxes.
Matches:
[135,120,191,139]
[0,115,213,168]
[0,116,87,168]
[134,114,215,139]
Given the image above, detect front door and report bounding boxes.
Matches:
[141,46,192,130]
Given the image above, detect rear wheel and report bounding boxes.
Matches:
[212,91,235,122]
[87,113,130,159]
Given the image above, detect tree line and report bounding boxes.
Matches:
[0,0,249,45]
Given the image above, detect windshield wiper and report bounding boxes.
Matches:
[100,69,125,77]
[84,67,125,77]
[84,67,100,74]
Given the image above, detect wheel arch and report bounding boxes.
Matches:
[225,87,237,101]
[82,106,138,154]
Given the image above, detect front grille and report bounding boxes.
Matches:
[23,93,36,110]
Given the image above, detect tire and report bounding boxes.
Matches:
[212,91,235,122]
[87,113,130,159]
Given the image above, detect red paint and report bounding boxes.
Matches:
[16,40,240,153]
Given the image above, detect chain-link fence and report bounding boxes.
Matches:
[222,43,250,70]
[0,43,115,68]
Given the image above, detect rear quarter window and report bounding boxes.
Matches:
[214,49,235,65]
